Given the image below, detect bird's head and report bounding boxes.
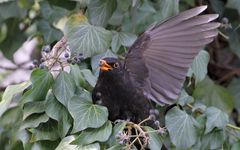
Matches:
[99,57,122,73]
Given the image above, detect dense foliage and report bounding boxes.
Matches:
[0,0,240,149]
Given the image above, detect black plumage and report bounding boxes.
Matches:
[92,6,220,123]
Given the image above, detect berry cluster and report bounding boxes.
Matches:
[149,109,160,127]
[115,131,130,145]
[66,53,84,65]
[29,42,85,71]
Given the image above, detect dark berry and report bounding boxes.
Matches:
[154,120,160,126]
[149,109,155,115]
[118,140,124,145]
[67,59,72,63]
[33,59,38,65]
[40,58,45,63]
[96,100,103,105]
[78,53,83,57]
[39,64,45,69]
[154,109,159,116]
[149,114,156,121]
[71,60,76,65]
[64,53,69,58]
[42,45,51,53]
[29,65,34,70]
[221,17,229,24]
[73,57,78,61]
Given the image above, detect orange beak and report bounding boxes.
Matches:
[99,59,113,71]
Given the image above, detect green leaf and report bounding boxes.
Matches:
[107,145,123,150]
[228,78,240,111]
[0,106,23,127]
[87,0,117,27]
[204,107,229,134]
[53,71,76,107]
[79,69,97,87]
[201,129,226,150]
[191,50,210,83]
[165,107,198,149]
[64,15,112,58]
[21,69,53,103]
[209,0,225,17]
[40,1,69,23]
[29,119,59,142]
[70,65,86,88]
[45,92,72,138]
[56,136,100,150]
[156,0,179,22]
[72,121,112,145]
[23,101,45,120]
[232,141,240,150]
[0,18,27,59]
[144,126,163,150]
[107,121,126,146]
[0,81,30,117]
[37,20,63,44]
[68,95,108,133]
[20,113,49,130]
[228,26,240,58]
[111,31,137,52]
[226,0,240,15]
[117,0,131,12]
[193,77,234,114]
[0,1,27,20]
[177,89,194,106]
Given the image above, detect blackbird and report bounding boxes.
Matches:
[92,6,220,124]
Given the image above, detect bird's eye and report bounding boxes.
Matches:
[113,62,119,68]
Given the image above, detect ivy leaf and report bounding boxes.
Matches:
[53,71,76,107]
[37,20,63,44]
[193,77,234,114]
[144,126,163,150]
[165,107,198,149]
[29,119,59,142]
[107,145,123,150]
[45,92,72,138]
[68,95,108,133]
[55,136,100,150]
[111,31,137,52]
[40,1,69,23]
[228,78,240,111]
[72,121,112,145]
[87,0,116,27]
[0,81,30,117]
[0,18,27,59]
[226,0,240,15]
[79,69,97,87]
[177,90,194,106]
[200,129,226,150]
[23,101,45,120]
[0,1,27,20]
[20,113,49,130]
[107,121,126,146]
[64,14,112,58]
[204,107,229,134]
[21,69,53,103]
[191,50,210,83]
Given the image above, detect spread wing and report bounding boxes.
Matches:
[124,5,220,105]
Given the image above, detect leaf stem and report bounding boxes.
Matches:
[226,123,240,131]
[186,103,240,132]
